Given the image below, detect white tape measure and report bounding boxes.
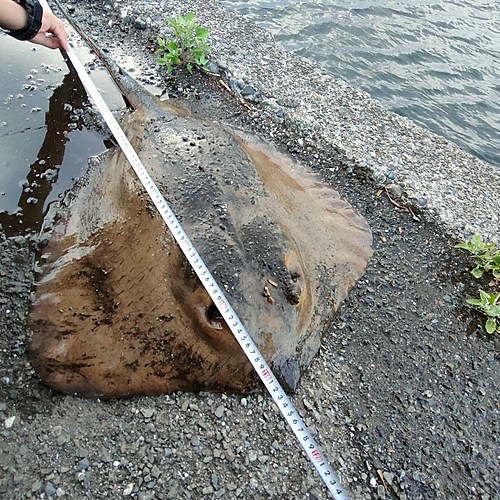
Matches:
[38,1,350,498]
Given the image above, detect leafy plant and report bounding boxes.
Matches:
[156,13,210,74]
[455,235,500,334]
[466,290,500,334]
[455,235,500,279]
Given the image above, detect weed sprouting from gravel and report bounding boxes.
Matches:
[156,13,210,74]
[455,235,500,333]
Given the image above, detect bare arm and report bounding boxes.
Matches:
[0,0,28,30]
[0,0,69,51]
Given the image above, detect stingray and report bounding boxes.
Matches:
[27,64,372,397]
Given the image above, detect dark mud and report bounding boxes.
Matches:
[0,2,498,499]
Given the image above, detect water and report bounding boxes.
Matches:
[222,0,500,168]
[0,34,124,236]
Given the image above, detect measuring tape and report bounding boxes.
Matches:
[38,1,350,498]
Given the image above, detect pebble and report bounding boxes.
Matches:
[51,425,62,437]
[377,484,386,498]
[100,446,112,463]
[206,62,219,74]
[4,416,15,429]
[134,18,148,30]
[386,183,402,198]
[45,482,57,497]
[214,406,224,418]
[123,483,134,496]
[241,85,255,96]
[75,458,89,471]
[141,408,155,419]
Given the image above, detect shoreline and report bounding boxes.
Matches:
[149,0,499,245]
[0,1,498,500]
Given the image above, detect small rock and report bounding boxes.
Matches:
[51,425,62,437]
[123,483,134,496]
[134,18,147,30]
[100,446,112,463]
[141,408,155,419]
[76,458,89,471]
[45,482,57,497]
[228,79,238,92]
[190,436,200,447]
[206,62,219,74]
[384,472,394,486]
[32,480,42,493]
[377,484,386,499]
[4,416,15,429]
[57,434,68,446]
[151,465,161,478]
[214,406,224,418]
[241,85,255,96]
[386,184,402,198]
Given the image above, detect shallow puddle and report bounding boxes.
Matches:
[0,34,124,236]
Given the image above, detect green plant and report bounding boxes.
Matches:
[156,13,210,74]
[466,290,500,334]
[455,235,500,279]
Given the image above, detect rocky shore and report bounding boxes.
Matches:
[0,1,498,500]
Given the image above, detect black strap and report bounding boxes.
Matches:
[8,0,43,41]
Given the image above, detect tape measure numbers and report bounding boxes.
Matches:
[38,1,350,498]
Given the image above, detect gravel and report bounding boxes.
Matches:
[0,1,499,500]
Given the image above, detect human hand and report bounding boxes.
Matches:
[30,8,69,51]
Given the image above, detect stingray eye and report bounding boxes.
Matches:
[205,302,224,329]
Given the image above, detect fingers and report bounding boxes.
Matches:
[33,10,69,51]
[30,32,64,50]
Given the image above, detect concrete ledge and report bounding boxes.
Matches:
[139,0,499,243]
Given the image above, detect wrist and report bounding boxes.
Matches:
[8,0,43,41]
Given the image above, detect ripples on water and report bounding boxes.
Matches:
[222,0,500,168]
